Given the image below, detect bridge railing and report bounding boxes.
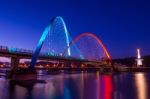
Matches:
[0,45,34,54]
[0,45,101,63]
[0,45,7,51]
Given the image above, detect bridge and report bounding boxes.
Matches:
[0,45,105,69]
[0,16,112,74]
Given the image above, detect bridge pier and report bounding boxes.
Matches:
[8,57,37,80]
[11,57,19,70]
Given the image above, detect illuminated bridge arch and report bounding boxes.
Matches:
[30,16,71,69]
[63,32,112,62]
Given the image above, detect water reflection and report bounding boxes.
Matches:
[0,72,150,99]
[96,72,100,99]
[134,73,148,99]
[8,80,35,99]
[102,75,113,99]
[0,77,8,99]
[9,79,46,99]
[96,72,113,99]
[37,73,113,99]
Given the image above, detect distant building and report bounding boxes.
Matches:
[135,49,143,67]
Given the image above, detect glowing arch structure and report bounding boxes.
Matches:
[30,16,71,69]
[63,32,112,62]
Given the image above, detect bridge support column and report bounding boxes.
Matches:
[11,57,19,70]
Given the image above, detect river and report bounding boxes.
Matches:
[0,71,150,99]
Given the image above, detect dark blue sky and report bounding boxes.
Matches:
[0,0,150,58]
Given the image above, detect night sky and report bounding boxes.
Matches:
[0,0,150,59]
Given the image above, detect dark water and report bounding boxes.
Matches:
[0,71,150,99]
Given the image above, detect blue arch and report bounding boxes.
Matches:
[29,16,71,69]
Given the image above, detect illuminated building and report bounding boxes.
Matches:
[136,49,143,67]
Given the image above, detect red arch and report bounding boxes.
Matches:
[62,32,112,62]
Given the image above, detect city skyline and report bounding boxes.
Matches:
[0,0,150,58]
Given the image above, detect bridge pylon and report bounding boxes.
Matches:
[11,57,19,70]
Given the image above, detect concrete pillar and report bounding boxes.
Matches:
[11,57,19,70]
